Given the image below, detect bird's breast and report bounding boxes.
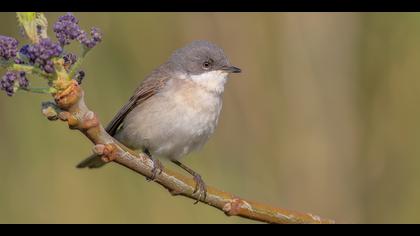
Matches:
[169,81,223,133]
[118,79,223,159]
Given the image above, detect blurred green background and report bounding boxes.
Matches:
[0,12,420,223]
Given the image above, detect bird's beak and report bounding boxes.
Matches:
[221,65,242,73]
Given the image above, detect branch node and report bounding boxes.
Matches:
[223,198,250,216]
[58,111,79,129]
[57,111,69,121]
[80,111,100,130]
[93,143,118,163]
[92,144,106,155]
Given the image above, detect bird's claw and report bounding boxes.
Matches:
[146,158,164,181]
[192,173,207,204]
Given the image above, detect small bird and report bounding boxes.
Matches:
[77,40,241,201]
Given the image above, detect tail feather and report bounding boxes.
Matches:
[76,154,108,169]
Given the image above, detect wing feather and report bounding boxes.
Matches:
[105,75,169,136]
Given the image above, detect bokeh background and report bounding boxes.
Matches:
[0,12,419,223]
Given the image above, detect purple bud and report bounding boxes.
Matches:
[19,44,29,56]
[17,72,29,89]
[14,58,24,64]
[63,53,77,66]
[75,70,85,84]
[43,60,55,73]
[0,35,18,60]
[91,27,102,43]
[1,73,13,96]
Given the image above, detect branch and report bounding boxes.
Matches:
[42,80,335,224]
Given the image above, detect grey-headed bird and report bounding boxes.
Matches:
[77,40,241,201]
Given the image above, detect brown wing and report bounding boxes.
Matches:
[105,75,169,136]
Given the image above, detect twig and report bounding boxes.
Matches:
[41,80,335,224]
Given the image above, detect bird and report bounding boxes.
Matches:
[76,40,241,201]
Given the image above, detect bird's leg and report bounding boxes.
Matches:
[144,149,163,181]
[171,160,207,204]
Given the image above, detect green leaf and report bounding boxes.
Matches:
[16,12,48,44]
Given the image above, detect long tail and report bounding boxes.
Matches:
[76,154,108,169]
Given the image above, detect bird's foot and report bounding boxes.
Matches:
[145,156,164,181]
[192,173,207,204]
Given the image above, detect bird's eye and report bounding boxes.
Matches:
[202,61,211,70]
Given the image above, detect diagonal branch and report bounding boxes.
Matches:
[42,80,335,224]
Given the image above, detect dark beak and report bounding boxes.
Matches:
[221,65,241,73]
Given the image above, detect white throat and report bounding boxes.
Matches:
[189,70,228,94]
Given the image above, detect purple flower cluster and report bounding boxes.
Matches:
[78,27,102,49]
[0,13,103,97]
[0,71,28,96]
[0,36,18,61]
[53,13,102,49]
[24,39,63,73]
[53,13,82,46]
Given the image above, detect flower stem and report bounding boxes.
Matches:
[9,64,53,79]
[20,87,57,94]
[68,56,84,79]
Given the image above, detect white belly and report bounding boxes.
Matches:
[116,81,223,160]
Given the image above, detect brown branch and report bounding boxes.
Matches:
[42,80,335,224]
